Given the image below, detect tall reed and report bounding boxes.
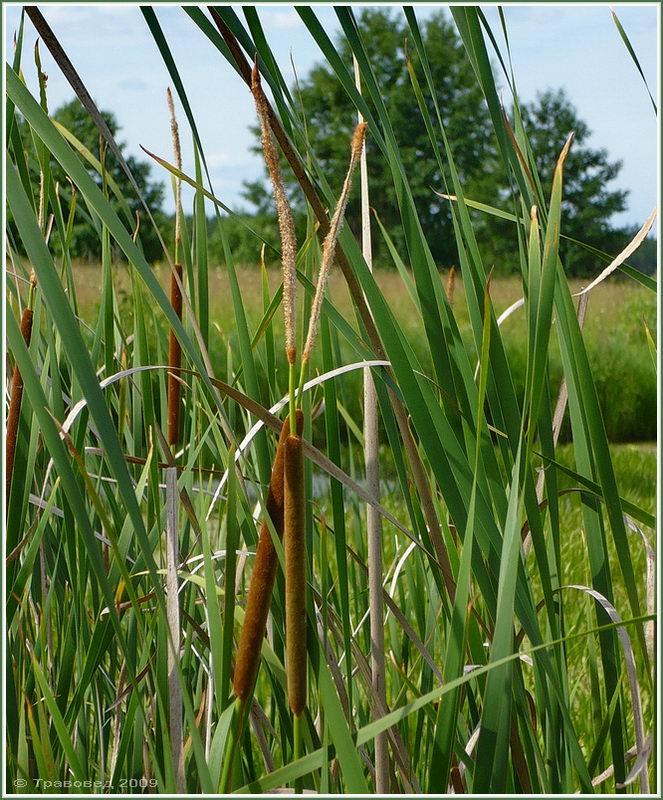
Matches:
[353,54,389,793]
[251,58,368,785]
[166,87,183,448]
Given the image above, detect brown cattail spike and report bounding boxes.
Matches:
[6,274,37,505]
[284,432,306,716]
[233,410,304,700]
[251,61,297,364]
[303,121,367,362]
[446,266,456,305]
[167,262,183,447]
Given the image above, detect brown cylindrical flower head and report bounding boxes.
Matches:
[167,262,184,447]
[233,410,304,700]
[284,433,306,716]
[6,301,35,503]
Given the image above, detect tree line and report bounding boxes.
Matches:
[19,10,654,277]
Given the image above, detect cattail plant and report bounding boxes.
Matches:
[220,65,304,792]
[353,54,389,793]
[286,119,366,776]
[6,271,37,505]
[166,87,184,449]
[221,63,367,790]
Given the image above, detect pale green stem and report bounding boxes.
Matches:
[288,360,297,434]
[296,358,308,412]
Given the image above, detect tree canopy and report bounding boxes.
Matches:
[244,10,633,276]
[244,9,500,268]
[22,99,166,262]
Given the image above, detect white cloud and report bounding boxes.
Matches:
[264,9,303,31]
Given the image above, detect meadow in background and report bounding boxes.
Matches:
[4,4,658,795]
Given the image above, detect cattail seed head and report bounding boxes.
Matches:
[284,433,307,716]
[351,120,368,163]
[446,266,456,305]
[251,61,297,363]
[302,121,366,362]
[233,410,304,700]
[167,262,184,447]
[6,301,35,503]
[166,87,182,245]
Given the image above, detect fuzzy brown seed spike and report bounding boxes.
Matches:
[233,410,304,700]
[303,121,366,361]
[446,266,456,305]
[6,307,34,504]
[167,262,183,447]
[251,62,297,362]
[284,433,306,716]
[351,120,368,162]
[166,87,182,246]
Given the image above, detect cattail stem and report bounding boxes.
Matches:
[284,434,306,718]
[288,361,297,436]
[167,262,183,448]
[354,54,389,794]
[293,713,303,793]
[233,410,303,701]
[6,274,37,505]
[296,358,308,412]
[165,466,184,792]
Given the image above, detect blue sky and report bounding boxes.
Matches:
[4,4,659,228]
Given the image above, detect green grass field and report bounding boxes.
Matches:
[76,263,657,443]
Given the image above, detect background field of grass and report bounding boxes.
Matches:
[74,263,657,444]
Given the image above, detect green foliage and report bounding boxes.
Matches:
[242,11,636,277]
[16,98,167,261]
[5,6,656,795]
[519,89,629,276]
[245,8,500,268]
